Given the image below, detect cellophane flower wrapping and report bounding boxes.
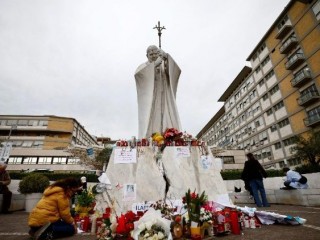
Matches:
[132,208,172,240]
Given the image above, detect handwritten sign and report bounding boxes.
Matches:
[200,155,213,170]
[114,148,137,164]
[174,147,190,157]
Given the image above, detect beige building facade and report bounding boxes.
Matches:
[0,115,100,172]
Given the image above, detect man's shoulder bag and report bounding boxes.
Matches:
[298,175,308,184]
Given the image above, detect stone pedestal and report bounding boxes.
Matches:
[103,146,231,214]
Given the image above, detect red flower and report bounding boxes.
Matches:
[125,211,136,223]
[191,192,198,199]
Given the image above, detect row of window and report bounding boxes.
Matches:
[0,119,48,127]
[7,156,80,165]
[10,140,44,148]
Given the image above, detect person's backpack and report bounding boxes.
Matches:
[298,175,308,184]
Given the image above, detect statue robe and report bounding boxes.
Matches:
[134,54,182,139]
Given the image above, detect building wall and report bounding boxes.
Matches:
[0,115,100,171]
[197,0,320,170]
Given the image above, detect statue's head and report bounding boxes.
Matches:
[146,45,159,63]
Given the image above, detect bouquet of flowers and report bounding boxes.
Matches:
[182,189,208,224]
[150,200,176,220]
[96,222,113,240]
[115,211,137,238]
[132,208,172,240]
[199,207,212,224]
[138,224,167,240]
[163,128,182,142]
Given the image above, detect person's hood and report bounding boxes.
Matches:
[43,186,64,197]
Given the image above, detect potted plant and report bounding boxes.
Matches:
[75,188,95,217]
[18,173,50,212]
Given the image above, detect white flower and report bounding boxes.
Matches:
[138,222,146,231]
[157,231,165,239]
[144,233,150,238]
[145,221,153,230]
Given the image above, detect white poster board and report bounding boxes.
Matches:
[174,147,190,157]
[114,148,137,164]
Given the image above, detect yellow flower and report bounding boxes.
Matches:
[152,133,164,144]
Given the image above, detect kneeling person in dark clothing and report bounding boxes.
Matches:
[0,162,12,214]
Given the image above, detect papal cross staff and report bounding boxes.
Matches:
[153,21,166,49]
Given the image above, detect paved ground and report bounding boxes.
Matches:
[0,204,320,240]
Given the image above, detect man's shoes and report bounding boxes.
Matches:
[33,222,51,240]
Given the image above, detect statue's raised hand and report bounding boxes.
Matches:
[154,56,163,66]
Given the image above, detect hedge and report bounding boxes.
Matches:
[220,164,319,180]
[9,172,99,182]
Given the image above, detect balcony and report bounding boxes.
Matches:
[276,24,292,39]
[291,69,312,87]
[297,91,320,106]
[280,36,298,54]
[285,53,304,70]
[304,113,320,127]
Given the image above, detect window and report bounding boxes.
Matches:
[278,118,289,128]
[18,120,28,126]
[266,108,273,116]
[221,156,235,164]
[23,157,37,164]
[288,157,302,166]
[259,43,266,53]
[22,141,33,147]
[269,85,279,95]
[7,120,18,126]
[255,66,261,73]
[39,120,48,126]
[279,161,286,168]
[252,53,258,61]
[261,56,270,67]
[8,157,23,164]
[52,157,67,164]
[38,157,52,164]
[12,141,22,147]
[312,0,320,20]
[255,118,262,127]
[259,79,265,86]
[33,141,43,148]
[277,15,289,30]
[28,120,39,126]
[262,94,268,101]
[301,84,318,96]
[307,105,320,118]
[274,101,284,111]
[270,125,277,132]
[265,70,274,81]
[283,137,295,146]
[274,142,282,149]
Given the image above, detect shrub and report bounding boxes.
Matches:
[18,173,50,194]
[295,164,320,174]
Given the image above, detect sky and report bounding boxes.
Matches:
[0,0,290,140]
